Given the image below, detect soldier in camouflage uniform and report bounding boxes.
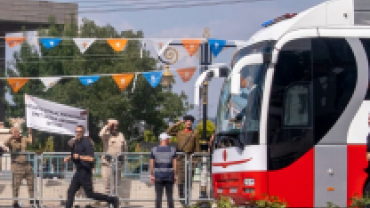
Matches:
[167,115,200,207]
[4,127,39,208]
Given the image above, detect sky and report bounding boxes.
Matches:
[5,0,326,120]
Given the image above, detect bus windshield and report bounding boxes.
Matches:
[216,63,268,147]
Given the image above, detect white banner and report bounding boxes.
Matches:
[25,94,89,136]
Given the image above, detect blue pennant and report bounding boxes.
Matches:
[40,38,62,49]
[208,39,226,57]
[142,71,163,88]
[79,76,100,86]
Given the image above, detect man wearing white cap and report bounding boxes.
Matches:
[99,119,127,199]
[150,133,177,208]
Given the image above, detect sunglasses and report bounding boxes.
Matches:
[75,131,84,133]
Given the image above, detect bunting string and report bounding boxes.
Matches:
[1,36,243,60]
[3,65,212,93]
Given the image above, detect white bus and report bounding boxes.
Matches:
[211,0,370,207]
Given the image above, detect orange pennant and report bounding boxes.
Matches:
[7,78,29,93]
[181,39,202,57]
[107,39,128,52]
[112,74,134,91]
[177,67,197,83]
[5,37,26,48]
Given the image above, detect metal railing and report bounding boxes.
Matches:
[189,153,213,203]
[0,152,37,207]
[0,152,213,207]
[38,152,114,207]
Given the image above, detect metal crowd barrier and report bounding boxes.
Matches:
[0,152,213,207]
[115,152,187,207]
[38,152,114,208]
[189,153,213,203]
[0,152,37,207]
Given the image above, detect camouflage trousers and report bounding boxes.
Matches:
[12,163,34,203]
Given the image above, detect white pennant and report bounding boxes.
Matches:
[131,73,138,93]
[140,40,147,58]
[73,38,96,54]
[152,39,173,57]
[40,77,62,91]
[234,40,248,51]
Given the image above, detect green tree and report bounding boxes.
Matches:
[6,17,192,151]
[143,130,157,142]
[196,119,216,140]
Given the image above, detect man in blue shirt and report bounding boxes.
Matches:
[150,133,177,208]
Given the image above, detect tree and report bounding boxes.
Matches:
[5,17,192,151]
[196,119,215,140]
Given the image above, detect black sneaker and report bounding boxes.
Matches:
[110,197,119,208]
[30,200,40,208]
[13,203,21,208]
[74,205,80,208]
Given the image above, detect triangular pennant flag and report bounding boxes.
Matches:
[142,71,163,88]
[107,39,128,52]
[112,74,134,91]
[7,78,29,93]
[40,77,62,91]
[177,67,197,83]
[5,37,25,48]
[209,39,226,57]
[131,73,138,93]
[181,39,202,57]
[140,40,147,58]
[152,39,173,57]
[39,38,62,49]
[79,76,100,86]
[73,38,96,54]
[234,40,248,51]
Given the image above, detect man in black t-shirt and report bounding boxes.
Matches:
[65,125,119,208]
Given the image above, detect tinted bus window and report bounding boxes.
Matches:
[267,38,314,170]
[267,38,357,170]
[312,38,357,143]
[360,39,370,100]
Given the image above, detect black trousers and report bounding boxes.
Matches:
[66,168,113,208]
[155,180,174,208]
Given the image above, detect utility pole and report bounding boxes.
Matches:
[199,28,212,208]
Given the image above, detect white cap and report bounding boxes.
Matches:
[159,133,171,141]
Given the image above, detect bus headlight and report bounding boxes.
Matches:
[217,188,223,193]
[244,178,255,186]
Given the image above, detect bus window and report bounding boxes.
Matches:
[360,39,370,100]
[283,83,311,127]
[312,38,357,144]
[267,38,314,170]
[268,38,357,170]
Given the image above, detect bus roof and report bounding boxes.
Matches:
[243,0,370,48]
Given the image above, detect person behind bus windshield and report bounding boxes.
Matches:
[230,76,256,122]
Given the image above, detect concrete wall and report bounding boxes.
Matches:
[0,0,77,26]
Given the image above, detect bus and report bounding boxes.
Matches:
[211,0,370,207]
